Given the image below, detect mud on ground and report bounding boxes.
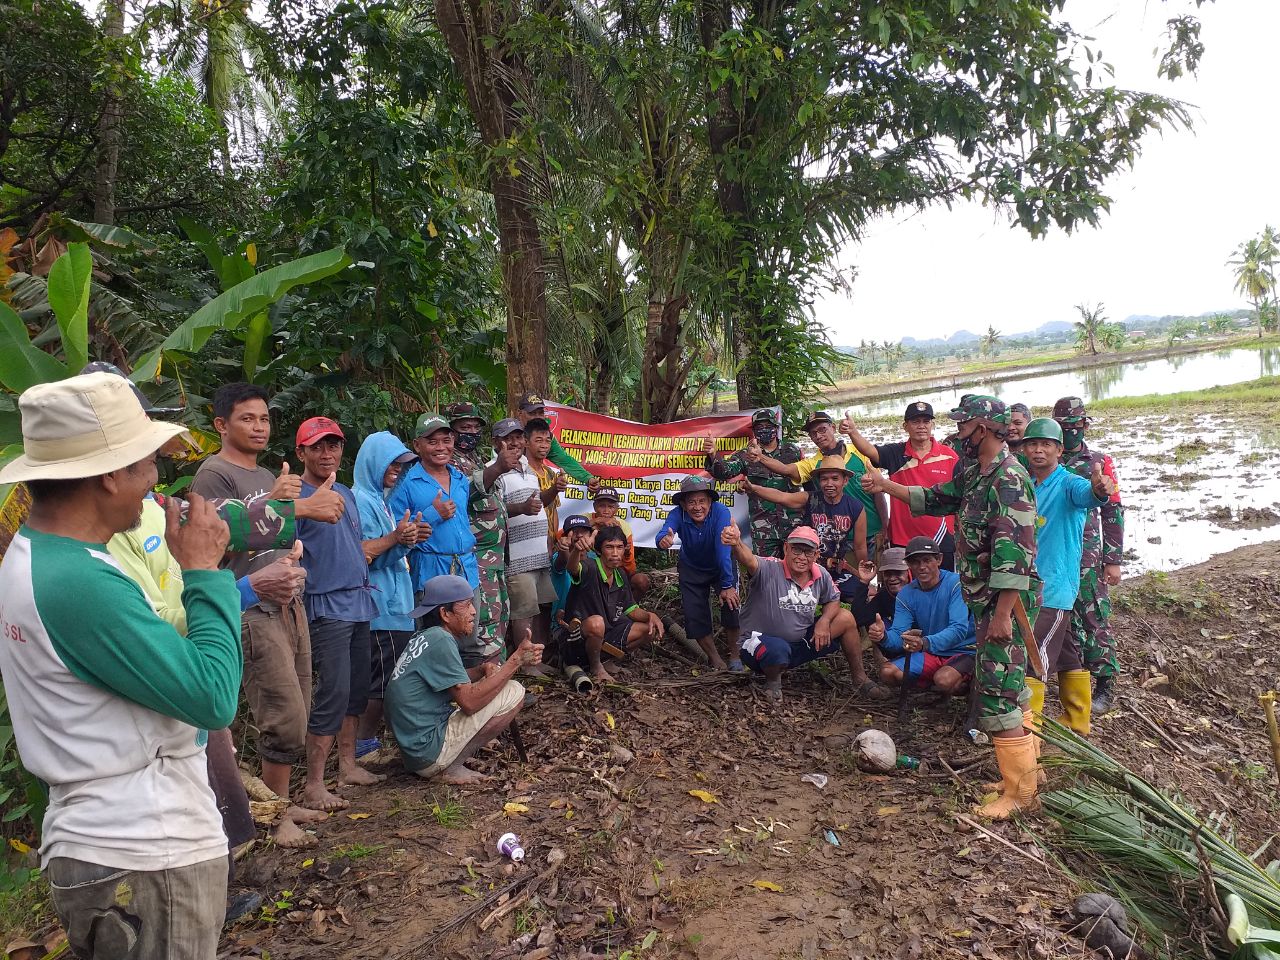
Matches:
[202,543,1277,959]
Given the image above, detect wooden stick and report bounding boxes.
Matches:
[1124,697,1186,755]
[1260,691,1280,787]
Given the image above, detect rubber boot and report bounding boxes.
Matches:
[1060,670,1093,735]
[1091,673,1116,716]
[982,677,1045,793]
[973,733,1040,819]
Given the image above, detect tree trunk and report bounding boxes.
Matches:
[435,0,548,408]
[93,0,125,224]
[639,294,692,422]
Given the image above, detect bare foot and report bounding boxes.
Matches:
[287,804,329,825]
[708,657,729,671]
[338,766,386,787]
[440,764,491,785]
[590,663,616,684]
[272,816,317,848]
[518,663,551,678]
[300,785,349,812]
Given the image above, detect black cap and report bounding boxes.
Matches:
[801,410,834,431]
[80,361,186,416]
[904,401,934,421]
[903,536,943,559]
[594,486,620,503]
[517,392,546,413]
[492,417,524,438]
[562,515,592,534]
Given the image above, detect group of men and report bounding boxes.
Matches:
[0,366,1123,959]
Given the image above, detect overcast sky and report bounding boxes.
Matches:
[815,0,1277,345]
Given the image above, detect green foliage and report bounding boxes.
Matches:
[46,242,93,373]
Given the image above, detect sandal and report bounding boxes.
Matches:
[856,679,892,701]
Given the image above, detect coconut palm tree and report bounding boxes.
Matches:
[1228,238,1275,340]
[979,325,1001,357]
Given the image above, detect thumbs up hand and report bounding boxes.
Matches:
[1090,461,1116,499]
[432,490,457,521]
[721,521,742,547]
[867,612,886,642]
[744,438,763,463]
[413,511,433,541]
[269,461,302,501]
[296,472,344,522]
[395,508,419,545]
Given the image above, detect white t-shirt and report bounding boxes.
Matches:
[495,457,550,575]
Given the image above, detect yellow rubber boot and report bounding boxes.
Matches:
[982,677,1046,792]
[1059,670,1093,736]
[973,733,1040,819]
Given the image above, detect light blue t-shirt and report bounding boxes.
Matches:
[384,626,470,771]
[1033,465,1106,610]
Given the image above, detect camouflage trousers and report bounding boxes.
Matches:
[753,535,786,560]
[1072,567,1118,679]
[974,600,1036,733]
[471,548,508,663]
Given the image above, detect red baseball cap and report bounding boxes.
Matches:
[785,525,820,549]
[296,416,345,447]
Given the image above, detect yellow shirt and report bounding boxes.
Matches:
[794,445,872,483]
[529,460,560,543]
[107,498,187,634]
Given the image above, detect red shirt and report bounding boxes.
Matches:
[876,439,959,547]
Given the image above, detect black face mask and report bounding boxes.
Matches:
[962,425,985,457]
[454,430,480,453]
[753,425,777,446]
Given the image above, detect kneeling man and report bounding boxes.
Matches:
[385,575,542,784]
[724,523,860,702]
[872,537,976,695]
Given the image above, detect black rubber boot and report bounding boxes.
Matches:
[1091,674,1116,715]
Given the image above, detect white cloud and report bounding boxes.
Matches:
[815,0,1280,345]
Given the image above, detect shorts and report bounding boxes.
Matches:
[888,651,975,688]
[413,680,524,777]
[1032,607,1071,680]
[740,627,832,671]
[508,568,556,620]
[369,629,414,699]
[240,600,311,765]
[677,559,740,639]
[308,618,372,737]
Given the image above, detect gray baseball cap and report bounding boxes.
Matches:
[408,574,475,619]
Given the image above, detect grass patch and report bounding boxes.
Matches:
[0,872,52,943]
[332,842,386,860]
[430,796,470,828]
[1089,375,1280,415]
[1113,571,1221,619]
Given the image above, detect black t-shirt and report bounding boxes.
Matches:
[841,577,899,628]
[566,557,636,629]
[803,492,863,567]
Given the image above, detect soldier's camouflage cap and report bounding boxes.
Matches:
[1052,396,1090,425]
[948,395,1009,426]
[443,401,485,426]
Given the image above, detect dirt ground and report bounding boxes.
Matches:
[9,544,1276,959]
[186,541,1279,960]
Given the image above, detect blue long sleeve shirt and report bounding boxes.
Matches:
[656,501,737,590]
[388,462,477,592]
[883,569,975,659]
[1033,464,1107,610]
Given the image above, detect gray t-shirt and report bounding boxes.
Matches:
[190,456,285,580]
[741,557,838,640]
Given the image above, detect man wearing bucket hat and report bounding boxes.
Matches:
[862,395,1042,819]
[722,522,864,702]
[1053,396,1125,715]
[1018,417,1115,739]
[0,372,242,957]
[703,408,803,559]
[384,575,542,783]
[749,409,888,543]
[655,475,741,670]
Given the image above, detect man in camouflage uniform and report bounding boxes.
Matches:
[1053,397,1124,715]
[864,395,1042,819]
[445,402,509,664]
[703,409,802,557]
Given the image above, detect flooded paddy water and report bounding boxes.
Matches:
[832,344,1280,576]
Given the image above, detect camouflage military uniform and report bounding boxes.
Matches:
[154,492,296,552]
[452,450,508,661]
[705,441,803,557]
[908,409,1040,733]
[1061,440,1124,679]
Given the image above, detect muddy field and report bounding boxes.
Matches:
[188,542,1280,960]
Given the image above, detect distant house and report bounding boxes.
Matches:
[1129,330,1146,339]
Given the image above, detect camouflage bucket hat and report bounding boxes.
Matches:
[948,395,1009,427]
[443,400,486,426]
[1052,396,1090,425]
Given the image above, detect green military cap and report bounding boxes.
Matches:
[1052,396,1089,425]
[948,395,1009,427]
[414,412,452,437]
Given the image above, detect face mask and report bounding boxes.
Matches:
[1063,427,1085,449]
[962,424,985,457]
[753,425,777,445]
[455,431,480,453]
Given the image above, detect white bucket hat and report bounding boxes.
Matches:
[0,372,189,484]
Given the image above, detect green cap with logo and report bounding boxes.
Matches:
[414,412,452,437]
[1022,417,1063,445]
[1052,396,1089,425]
[948,395,1009,426]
